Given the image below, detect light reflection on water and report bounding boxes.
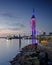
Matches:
[0,39,31,65]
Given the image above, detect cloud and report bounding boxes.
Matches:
[0,22,26,31]
[7,27,20,30]
[1,12,16,18]
[0,12,26,27]
[8,23,26,30]
[0,12,22,20]
[12,23,25,28]
[0,12,26,30]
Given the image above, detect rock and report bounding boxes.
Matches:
[15,63,20,65]
[38,52,48,65]
[10,44,52,65]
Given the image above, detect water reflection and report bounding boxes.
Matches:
[0,39,31,65]
[6,39,11,48]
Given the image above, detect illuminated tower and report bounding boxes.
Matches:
[31,9,36,44]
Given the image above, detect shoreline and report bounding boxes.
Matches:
[10,43,52,65]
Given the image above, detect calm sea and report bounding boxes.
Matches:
[0,39,32,65]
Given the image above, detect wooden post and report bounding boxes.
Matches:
[19,34,21,50]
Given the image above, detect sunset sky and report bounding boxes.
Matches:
[0,0,52,35]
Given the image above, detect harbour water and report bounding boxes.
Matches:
[0,39,32,65]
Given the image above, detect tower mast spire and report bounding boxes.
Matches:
[31,9,36,44]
